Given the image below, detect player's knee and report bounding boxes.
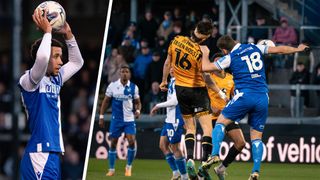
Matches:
[128,140,135,149]
[235,139,246,150]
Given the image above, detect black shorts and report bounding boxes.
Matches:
[175,85,210,115]
[211,120,240,132]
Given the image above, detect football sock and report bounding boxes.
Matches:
[108,150,117,169]
[201,136,212,162]
[175,157,187,175]
[222,145,241,167]
[211,123,226,156]
[251,139,264,173]
[185,133,195,160]
[127,147,136,166]
[165,153,178,171]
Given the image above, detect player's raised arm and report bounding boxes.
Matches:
[200,45,221,72]
[20,9,52,90]
[58,22,84,83]
[267,43,309,55]
[160,54,172,91]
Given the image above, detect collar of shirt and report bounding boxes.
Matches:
[116,79,131,87]
[231,43,241,53]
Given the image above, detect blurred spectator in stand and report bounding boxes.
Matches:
[173,7,185,27]
[0,53,11,85]
[247,16,268,44]
[61,144,83,180]
[185,10,198,31]
[293,40,314,74]
[272,17,298,68]
[118,36,136,64]
[203,23,222,58]
[145,51,164,92]
[154,36,167,59]
[138,10,159,48]
[123,28,140,51]
[201,14,212,23]
[157,11,174,41]
[105,48,128,83]
[133,46,153,101]
[0,82,11,113]
[208,5,219,24]
[313,64,320,114]
[289,62,310,117]
[143,82,163,113]
[167,21,184,44]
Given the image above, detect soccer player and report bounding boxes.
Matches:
[150,68,188,180]
[19,9,84,179]
[160,21,226,179]
[198,53,246,180]
[200,35,309,179]
[99,65,141,177]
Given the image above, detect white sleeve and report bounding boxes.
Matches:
[134,85,140,99]
[155,92,178,108]
[59,36,84,84]
[256,45,269,55]
[214,55,231,70]
[105,83,113,97]
[20,33,52,91]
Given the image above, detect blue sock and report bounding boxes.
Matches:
[127,147,136,166]
[175,157,187,175]
[108,150,116,169]
[212,123,226,156]
[251,139,264,173]
[165,153,178,171]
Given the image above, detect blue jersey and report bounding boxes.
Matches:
[106,79,140,122]
[166,78,184,126]
[215,43,269,93]
[19,72,64,153]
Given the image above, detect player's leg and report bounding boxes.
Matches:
[248,93,268,180]
[214,123,245,180]
[106,121,121,176]
[197,112,213,163]
[124,122,137,176]
[159,129,179,179]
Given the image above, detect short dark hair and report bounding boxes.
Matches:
[195,21,213,36]
[120,65,130,70]
[30,38,63,60]
[217,35,236,51]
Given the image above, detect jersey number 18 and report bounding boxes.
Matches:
[241,52,263,73]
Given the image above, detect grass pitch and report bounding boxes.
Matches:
[86,158,320,180]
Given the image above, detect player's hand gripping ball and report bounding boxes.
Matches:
[37,1,66,31]
[257,39,276,47]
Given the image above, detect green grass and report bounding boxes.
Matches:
[86,158,320,180]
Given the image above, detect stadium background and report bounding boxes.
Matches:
[89,0,320,178]
[0,0,109,179]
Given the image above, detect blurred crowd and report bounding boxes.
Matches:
[102,4,320,115]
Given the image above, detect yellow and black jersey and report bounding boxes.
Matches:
[207,72,234,119]
[168,36,204,88]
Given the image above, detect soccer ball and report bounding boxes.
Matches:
[257,39,276,47]
[37,1,66,31]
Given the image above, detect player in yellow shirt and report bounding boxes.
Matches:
[198,53,246,180]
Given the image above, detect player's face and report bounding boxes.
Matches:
[47,46,63,76]
[120,68,131,81]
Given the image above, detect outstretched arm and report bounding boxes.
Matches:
[267,44,308,54]
[20,9,52,91]
[200,45,222,72]
[58,23,84,84]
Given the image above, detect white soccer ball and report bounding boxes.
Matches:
[37,1,66,31]
[257,39,275,47]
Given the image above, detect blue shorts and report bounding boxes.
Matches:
[222,91,269,132]
[20,152,60,180]
[109,120,136,138]
[160,122,184,144]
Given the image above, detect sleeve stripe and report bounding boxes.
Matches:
[264,46,269,54]
[28,70,37,85]
[214,62,223,70]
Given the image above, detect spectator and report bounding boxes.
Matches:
[0,82,11,113]
[173,7,185,27]
[289,62,310,117]
[123,29,140,50]
[208,5,219,24]
[203,24,222,58]
[118,37,136,64]
[167,21,184,44]
[143,82,163,113]
[293,40,315,73]
[272,17,297,45]
[133,46,153,99]
[138,10,159,48]
[313,64,320,114]
[247,16,268,43]
[105,48,128,83]
[157,11,174,40]
[201,14,212,23]
[154,36,167,59]
[185,10,198,31]
[145,51,164,92]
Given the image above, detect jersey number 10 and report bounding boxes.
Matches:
[241,52,263,73]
